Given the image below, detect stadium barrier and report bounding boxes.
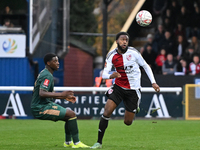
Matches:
[0,86,182,94]
[0,86,183,119]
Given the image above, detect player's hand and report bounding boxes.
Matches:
[110,72,121,79]
[152,83,160,92]
[65,96,76,104]
[61,91,76,103]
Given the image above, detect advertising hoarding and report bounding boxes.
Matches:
[0,34,26,58]
[0,93,183,119]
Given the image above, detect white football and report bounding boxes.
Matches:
[136,10,152,27]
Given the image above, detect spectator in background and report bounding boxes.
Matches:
[162,9,176,30]
[3,18,14,27]
[189,55,200,75]
[167,0,181,30]
[163,17,174,33]
[142,44,157,71]
[155,48,167,74]
[173,35,189,60]
[162,53,177,75]
[153,0,168,16]
[3,6,13,14]
[182,0,196,15]
[175,58,189,75]
[139,46,145,55]
[191,6,200,39]
[189,36,200,54]
[154,24,165,45]
[177,6,192,39]
[144,34,158,54]
[183,46,195,66]
[169,0,181,18]
[162,8,171,21]
[158,31,174,54]
[174,23,185,39]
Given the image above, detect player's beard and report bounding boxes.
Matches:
[117,43,128,53]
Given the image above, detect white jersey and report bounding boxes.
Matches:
[102,47,156,89]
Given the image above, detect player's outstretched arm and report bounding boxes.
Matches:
[152,83,160,92]
[109,72,121,79]
[39,89,76,103]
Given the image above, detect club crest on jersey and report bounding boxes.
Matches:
[43,79,50,87]
[126,54,132,61]
[108,88,113,94]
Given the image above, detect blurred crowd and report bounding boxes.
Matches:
[140,0,200,76]
[0,6,15,27]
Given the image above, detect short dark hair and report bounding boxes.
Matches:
[193,53,200,58]
[44,53,57,65]
[116,32,130,40]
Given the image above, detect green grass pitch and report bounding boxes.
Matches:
[0,119,199,150]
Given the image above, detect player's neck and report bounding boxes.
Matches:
[45,66,54,74]
[117,49,126,54]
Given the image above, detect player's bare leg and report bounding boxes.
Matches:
[63,109,89,148]
[103,99,117,117]
[124,110,135,125]
[91,99,117,149]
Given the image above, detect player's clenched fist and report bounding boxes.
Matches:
[110,72,121,79]
[152,83,160,92]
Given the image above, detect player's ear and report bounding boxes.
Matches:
[47,61,51,66]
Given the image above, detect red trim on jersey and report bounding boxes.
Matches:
[189,63,200,74]
[43,79,50,86]
[112,54,130,89]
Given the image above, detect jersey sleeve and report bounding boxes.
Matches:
[136,52,156,84]
[135,52,148,66]
[40,75,53,92]
[102,55,113,79]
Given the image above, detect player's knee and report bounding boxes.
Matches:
[71,111,76,118]
[66,109,76,118]
[124,120,132,126]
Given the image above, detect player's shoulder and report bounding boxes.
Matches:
[39,69,53,79]
[128,46,140,54]
[106,48,117,59]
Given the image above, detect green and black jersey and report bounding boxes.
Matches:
[31,68,54,110]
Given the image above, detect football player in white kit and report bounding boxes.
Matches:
[91,32,160,149]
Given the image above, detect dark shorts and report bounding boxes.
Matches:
[105,84,141,113]
[31,103,66,121]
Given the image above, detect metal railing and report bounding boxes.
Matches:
[0,86,182,95]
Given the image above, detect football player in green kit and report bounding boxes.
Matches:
[31,53,89,148]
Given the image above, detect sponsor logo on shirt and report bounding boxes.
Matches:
[116,66,133,70]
